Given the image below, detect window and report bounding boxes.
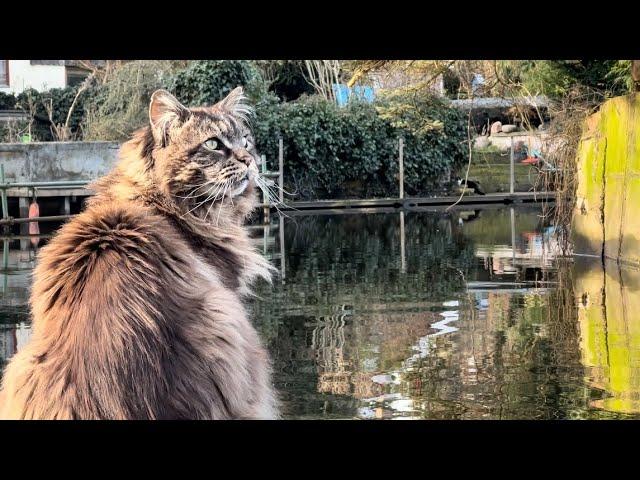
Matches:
[0,61,9,87]
[65,66,89,87]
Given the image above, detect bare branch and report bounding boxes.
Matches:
[303,60,342,102]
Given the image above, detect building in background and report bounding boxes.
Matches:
[0,60,96,95]
[333,84,375,107]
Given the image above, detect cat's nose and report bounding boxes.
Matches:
[233,149,253,166]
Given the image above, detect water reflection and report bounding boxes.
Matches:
[1,207,640,419]
[252,208,640,419]
[575,259,640,415]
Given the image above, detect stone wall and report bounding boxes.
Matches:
[0,141,120,183]
[572,93,640,265]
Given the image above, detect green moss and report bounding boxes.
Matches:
[572,93,640,263]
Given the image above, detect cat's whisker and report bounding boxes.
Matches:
[175,166,246,200]
[205,179,232,221]
[175,179,221,199]
[254,177,297,219]
[256,177,297,210]
[256,175,297,198]
[180,184,225,218]
[216,182,231,227]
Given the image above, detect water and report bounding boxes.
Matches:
[2,206,640,419]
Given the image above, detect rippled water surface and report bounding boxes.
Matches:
[2,206,640,419]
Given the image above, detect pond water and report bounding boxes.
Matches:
[2,206,640,419]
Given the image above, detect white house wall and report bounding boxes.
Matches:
[0,60,67,95]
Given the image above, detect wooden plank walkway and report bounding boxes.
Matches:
[282,191,554,215]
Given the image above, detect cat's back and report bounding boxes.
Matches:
[0,200,275,419]
[0,201,187,418]
[28,200,195,339]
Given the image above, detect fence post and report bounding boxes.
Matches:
[510,135,515,194]
[2,238,7,294]
[261,154,270,224]
[278,138,284,204]
[63,196,71,216]
[279,213,285,283]
[400,211,406,273]
[510,206,516,266]
[399,138,404,200]
[0,164,8,221]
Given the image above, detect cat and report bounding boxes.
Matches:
[0,87,279,419]
[455,177,485,195]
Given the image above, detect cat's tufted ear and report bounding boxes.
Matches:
[215,86,252,121]
[149,89,189,147]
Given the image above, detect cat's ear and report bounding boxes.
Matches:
[215,86,252,120]
[149,89,189,146]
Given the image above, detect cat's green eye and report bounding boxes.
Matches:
[203,139,220,151]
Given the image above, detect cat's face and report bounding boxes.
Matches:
[147,87,260,223]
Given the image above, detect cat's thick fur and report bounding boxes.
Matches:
[0,88,278,419]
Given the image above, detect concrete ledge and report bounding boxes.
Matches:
[5,188,93,197]
[0,141,120,183]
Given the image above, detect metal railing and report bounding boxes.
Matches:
[0,146,284,226]
[0,163,90,226]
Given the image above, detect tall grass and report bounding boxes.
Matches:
[536,87,606,254]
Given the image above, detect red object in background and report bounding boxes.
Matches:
[521,157,540,165]
[28,201,40,237]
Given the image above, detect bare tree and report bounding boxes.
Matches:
[303,60,342,102]
[253,60,283,88]
[44,73,95,141]
[75,60,123,85]
[19,89,38,141]
[346,60,390,87]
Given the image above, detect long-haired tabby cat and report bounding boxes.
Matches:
[0,87,278,419]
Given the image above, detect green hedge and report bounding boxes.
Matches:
[253,95,467,199]
[0,86,95,141]
[0,92,17,110]
[22,86,94,140]
[171,60,266,106]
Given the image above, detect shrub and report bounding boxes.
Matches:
[377,91,468,191]
[0,92,17,110]
[0,91,27,142]
[82,60,175,141]
[170,60,265,107]
[255,60,316,101]
[252,93,467,199]
[510,60,633,98]
[0,87,93,142]
[81,60,265,141]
